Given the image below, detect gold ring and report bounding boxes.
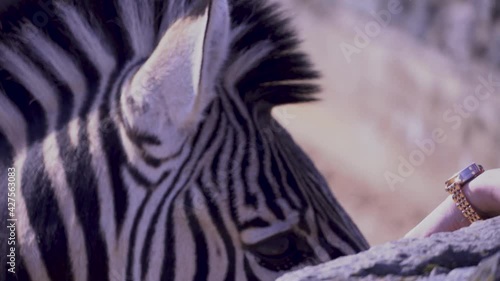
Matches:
[445,163,484,223]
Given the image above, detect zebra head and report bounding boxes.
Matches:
[0,0,368,280]
[119,0,368,280]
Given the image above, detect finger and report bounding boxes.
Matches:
[405,195,469,238]
[465,169,500,218]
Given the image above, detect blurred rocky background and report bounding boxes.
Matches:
[272,0,500,245]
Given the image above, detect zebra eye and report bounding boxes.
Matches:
[253,235,291,257]
[248,233,313,271]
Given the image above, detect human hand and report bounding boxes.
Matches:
[405,169,500,238]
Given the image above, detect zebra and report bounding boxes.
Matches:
[0,0,369,280]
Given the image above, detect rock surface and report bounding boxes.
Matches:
[278,217,500,281]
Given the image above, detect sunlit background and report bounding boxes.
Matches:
[273,0,500,245]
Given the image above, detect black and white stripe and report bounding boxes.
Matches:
[0,1,369,281]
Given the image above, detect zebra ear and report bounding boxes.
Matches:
[123,0,229,132]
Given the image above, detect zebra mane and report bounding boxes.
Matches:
[227,0,321,107]
[0,0,320,110]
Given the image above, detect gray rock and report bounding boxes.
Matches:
[278,217,500,281]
